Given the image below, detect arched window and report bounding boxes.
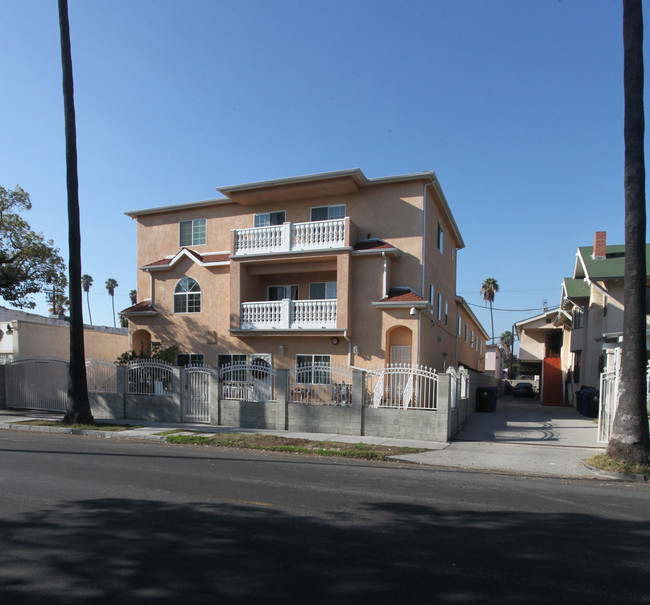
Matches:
[174,277,201,313]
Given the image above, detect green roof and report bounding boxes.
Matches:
[563,277,590,298]
[577,243,650,280]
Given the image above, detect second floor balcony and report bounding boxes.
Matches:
[233,218,349,257]
[241,299,337,330]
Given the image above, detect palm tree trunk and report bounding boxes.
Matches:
[111,294,116,327]
[489,302,494,345]
[606,0,650,464]
[86,290,93,325]
[58,0,93,425]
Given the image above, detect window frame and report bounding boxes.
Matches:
[177,353,205,367]
[254,211,286,228]
[437,222,444,254]
[268,285,299,301]
[296,354,331,385]
[179,218,207,247]
[174,277,201,314]
[310,204,346,222]
[309,281,337,300]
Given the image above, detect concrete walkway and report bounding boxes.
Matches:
[0,397,614,480]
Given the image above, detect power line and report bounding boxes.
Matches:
[465,302,560,313]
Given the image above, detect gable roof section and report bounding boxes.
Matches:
[373,287,428,309]
[562,277,590,300]
[141,248,230,271]
[119,300,158,317]
[576,243,650,280]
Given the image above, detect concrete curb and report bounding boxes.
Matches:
[581,460,647,482]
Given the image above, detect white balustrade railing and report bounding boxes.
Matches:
[233,218,346,256]
[241,299,337,329]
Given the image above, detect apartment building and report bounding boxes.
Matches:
[456,296,488,372]
[121,168,467,372]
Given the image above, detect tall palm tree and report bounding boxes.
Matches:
[129,289,137,305]
[105,278,118,327]
[58,0,93,424]
[607,0,650,465]
[480,277,499,345]
[81,274,93,325]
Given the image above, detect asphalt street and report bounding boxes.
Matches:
[1,431,648,604]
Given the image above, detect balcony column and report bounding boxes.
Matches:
[281,299,291,329]
[281,223,292,253]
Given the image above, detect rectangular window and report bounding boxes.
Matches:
[177,353,205,367]
[471,330,474,347]
[309,282,337,300]
[437,293,442,321]
[218,353,248,381]
[444,301,448,326]
[429,284,434,306]
[268,285,298,301]
[437,222,444,253]
[572,307,584,329]
[296,354,331,384]
[465,324,468,342]
[179,218,206,247]
[255,211,286,227]
[311,205,345,221]
[458,315,462,336]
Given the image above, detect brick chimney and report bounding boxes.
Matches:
[593,231,607,260]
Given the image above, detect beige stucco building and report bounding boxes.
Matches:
[122,168,483,373]
[456,296,488,372]
[0,307,128,363]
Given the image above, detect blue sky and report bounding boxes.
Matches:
[0,0,636,350]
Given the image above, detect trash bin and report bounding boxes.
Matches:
[580,387,599,418]
[476,386,498,412]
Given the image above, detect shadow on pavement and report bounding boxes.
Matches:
[0,497,646,604]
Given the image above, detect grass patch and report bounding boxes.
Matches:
[16,420,142,432]
[165,432,425,461]
[585,453,650,480]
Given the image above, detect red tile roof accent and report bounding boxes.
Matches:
[142,257,173,268]
[141,249,230,270]
[120,301,156,314]
[353,238,395,251]
[200,253,230,263]
[378,288,425,303]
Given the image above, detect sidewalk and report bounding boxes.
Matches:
[0,398,612,480]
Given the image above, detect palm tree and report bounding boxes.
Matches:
[129,289,137,305]
[607,0,650,465]
[58,0,93,424]
[105,278,118,327]
[81,274,93,325]
[499,330,513,362]
[480,277,499,345]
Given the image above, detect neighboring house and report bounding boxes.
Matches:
[514,308,571,405]
[560,231,650,407]
[121,168,481,372]
[0,307,128,363]
[456,296,488,372]
[484,344,504,379]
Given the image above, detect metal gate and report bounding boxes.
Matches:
[182,366,210,423]
[5,359,69,411]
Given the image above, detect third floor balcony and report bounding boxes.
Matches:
[232,217,352,257]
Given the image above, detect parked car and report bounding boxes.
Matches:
[513,382,535,398]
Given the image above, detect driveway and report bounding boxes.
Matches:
[454,396,600,448]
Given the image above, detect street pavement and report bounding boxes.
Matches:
[0,396,617,480]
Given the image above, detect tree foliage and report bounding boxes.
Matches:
[0,185,66,308]
[116,342,179,365]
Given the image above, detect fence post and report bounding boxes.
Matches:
[208,367,220,425]
[0,364,6,409]
[172,367,182,423]
[116,365,126,419]
[352,368,364,436]
[436,373,453,441]
[276,369,288,430]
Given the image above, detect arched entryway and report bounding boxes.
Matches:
[132,329,152,355]
[386,325,413,365]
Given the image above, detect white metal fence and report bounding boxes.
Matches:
[85,359,118,393]
[446,365,469,410]
[288,362,353,406]
[365,364,438,410]
[220,360,277,402]
[182,366,210,422]
[127,359,173,395]
[6,359,69,411]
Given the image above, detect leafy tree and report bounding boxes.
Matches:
[81,274,93,325]
[0,186,66,308]
[499,330,513,363]
[59,0,93,424]
[480,277,499,345]
[607,0,650,465]
[129,289,137,305]
[116,342,179,365]
[105,278,118,327]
